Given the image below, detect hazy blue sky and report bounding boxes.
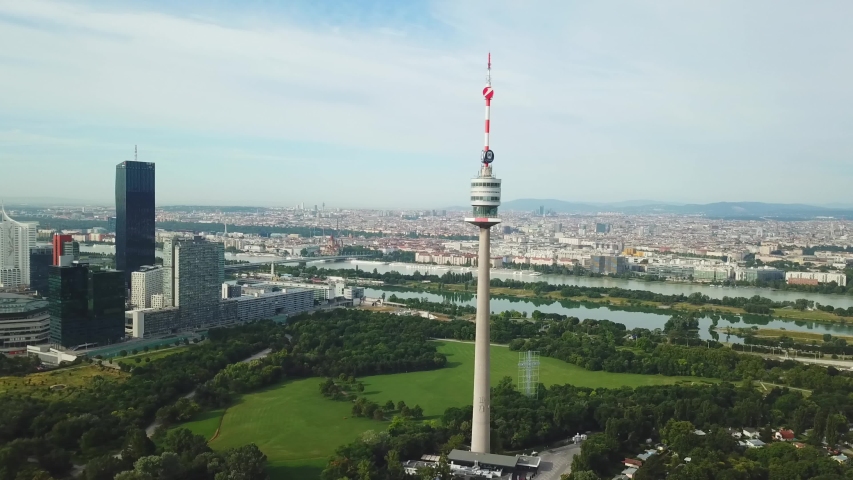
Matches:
[1,1,852,208]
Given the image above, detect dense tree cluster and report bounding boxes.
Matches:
[83,428,268,480]
[0,354,44,376]
[0,322,274,479]
[326,377,853,480]
[277,310,448,377]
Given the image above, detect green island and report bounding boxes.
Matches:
[3,307,853,480]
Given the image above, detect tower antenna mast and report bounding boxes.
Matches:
[134,145,138,162]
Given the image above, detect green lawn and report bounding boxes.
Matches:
[115,345,194,366]
[182,341,712,480]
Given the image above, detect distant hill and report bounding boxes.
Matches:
[498,199,853,219]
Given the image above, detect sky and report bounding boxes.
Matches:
[1,0,853,208]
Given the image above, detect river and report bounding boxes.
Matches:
[78,245,853,307]
[363,287,853,344]
[77,246,853,341]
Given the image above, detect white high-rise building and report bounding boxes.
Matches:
[0,208,37,288]
[130,265,164,309]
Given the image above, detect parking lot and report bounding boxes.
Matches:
[534,444,581,480]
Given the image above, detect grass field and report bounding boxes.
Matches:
[0,364,126,400]
[182,341,711,480]
[115,345,194,366]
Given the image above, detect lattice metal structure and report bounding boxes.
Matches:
[518,351,540,398]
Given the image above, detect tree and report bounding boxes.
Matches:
[569,472,600,480]
[570,434,619,475]
[825,414,845,447]
[411,404,424,419]
[219,444,268,480]
[661,419,695,454]
[162,428,210,462]
[84,455,128,480]
[36,448,72,477]
[385,450,404,480]
[121,429,155,463]
[396,400,407,410]
[384,400,395,411]
[357,459,374,480]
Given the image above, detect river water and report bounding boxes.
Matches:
[363,287,853,344]
[77,247,853,309]
[78,246,853,343]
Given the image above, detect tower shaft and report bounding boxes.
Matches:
[471,226,492,452]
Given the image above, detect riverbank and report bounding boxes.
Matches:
[397,281,852,325]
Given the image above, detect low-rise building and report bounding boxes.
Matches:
[785,271,847,287]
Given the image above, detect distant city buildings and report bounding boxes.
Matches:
[115,160,156,285]
[0,208,37,288]
[48,262,125,348]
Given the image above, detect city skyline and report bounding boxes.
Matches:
[3,1,853,207]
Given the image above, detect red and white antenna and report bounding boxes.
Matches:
[482,53,495,164]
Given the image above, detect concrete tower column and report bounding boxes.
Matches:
[471,226,492,453]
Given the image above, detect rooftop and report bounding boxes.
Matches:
[447,449,520,469]
[0,293,48,315]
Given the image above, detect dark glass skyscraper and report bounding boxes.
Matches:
[48,263,125,348]
[115,161,155,285]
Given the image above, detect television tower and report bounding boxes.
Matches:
[465,53,501,454]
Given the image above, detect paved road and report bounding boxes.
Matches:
[535,444,581,480]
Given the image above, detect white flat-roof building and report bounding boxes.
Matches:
[131,265,164,309]
[785,271,847,287]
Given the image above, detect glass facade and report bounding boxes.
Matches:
[472,206,498,217]
[49,264,125,348]
[28,246,52,295]
[115,161,155,285]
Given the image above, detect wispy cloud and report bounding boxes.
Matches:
[1,0,852,206]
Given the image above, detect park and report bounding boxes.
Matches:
[178,340,710,480]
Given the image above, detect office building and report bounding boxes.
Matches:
[164,236,224,329]
[734,267,785,283]
[0,208,37,288]
[222,283,242,299]
[0,293,50,354]
[646,264,694,280]
[595,223,611,234]
[234,289,314,323]
[48,263,125,348]
[785,271,847,287]
[51,234,79,266]
[115,160,155,285]
[29,246,53,295]
[588,255,627,275]
[131,265,164,309]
